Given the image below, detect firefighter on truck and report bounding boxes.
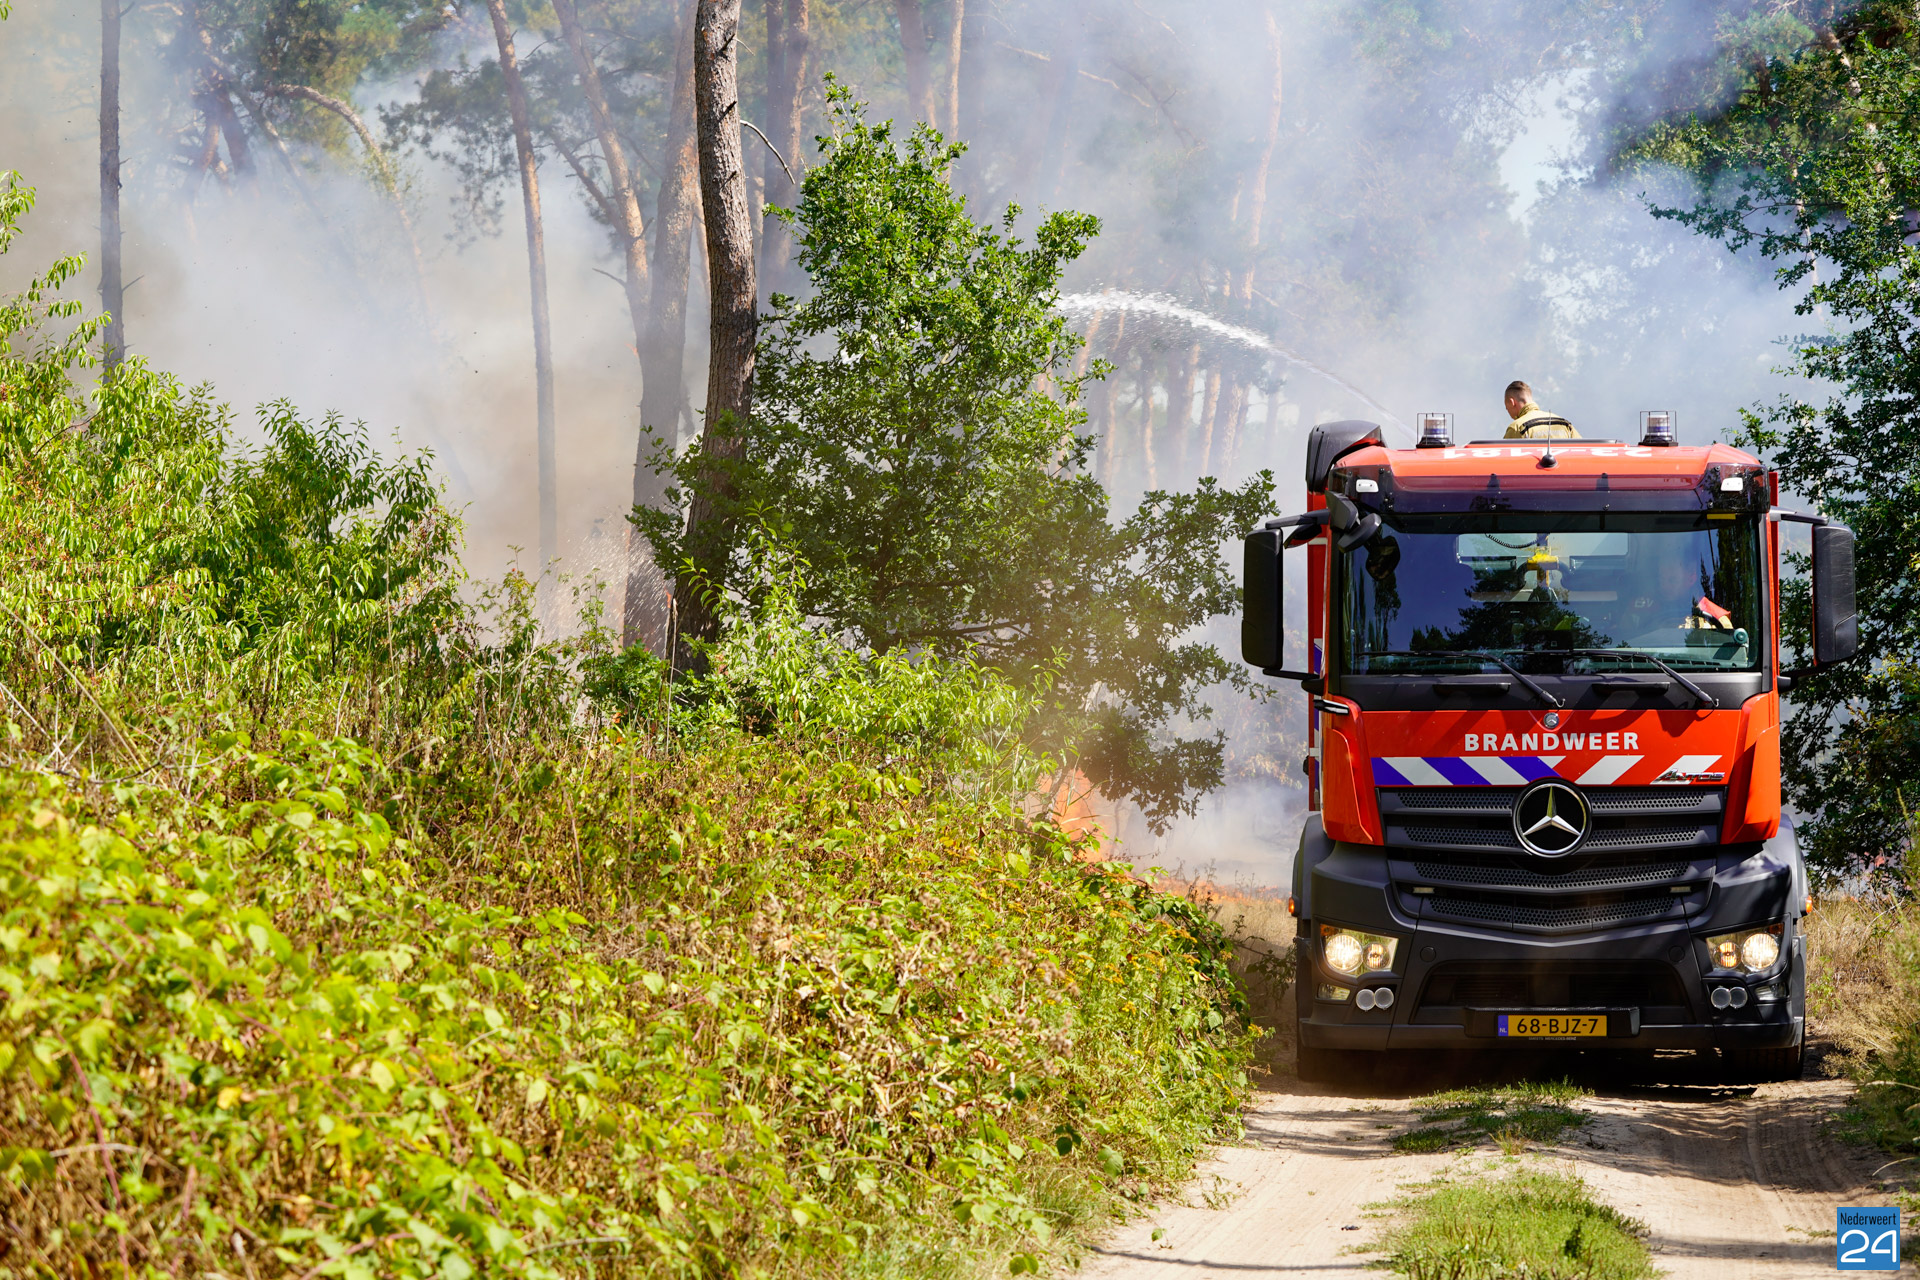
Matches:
[1241,406,1857,1083]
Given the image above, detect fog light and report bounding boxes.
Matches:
[1755,982,1784,1003]
[1317,984,1351,1003]
[1355,988,1377,1011]
[1711,986,1733,1010]
[1374,987,1396,1010]
[1728,986,1748,1009]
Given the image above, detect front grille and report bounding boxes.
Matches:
[1423,886,1682,930]
[1443,974,1529,1004]
[1402,821,1520,850]
[1589,789,1721,813]
[1379,786,1723,857]
[1396,789,1515,811]
[1410,859,1689,890]
[1420,961,1686,1010]
[1585,823,1717,850]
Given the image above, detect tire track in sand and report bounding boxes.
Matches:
[1076,1057,1911,1278]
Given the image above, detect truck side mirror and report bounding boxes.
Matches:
[1812,523,1857,665]
[1242,530,1284,670]
[1242,515,1323,684]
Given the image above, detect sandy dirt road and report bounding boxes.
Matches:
[1077,1050,1914,1278]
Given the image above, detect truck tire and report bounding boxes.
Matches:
[1722,1041,1803,1083]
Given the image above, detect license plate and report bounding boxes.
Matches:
[1498,1013,1607,1038]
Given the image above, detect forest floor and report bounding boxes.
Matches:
[1075,1038,1915,1278]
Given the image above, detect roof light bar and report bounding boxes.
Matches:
[1416,412,1453,449]
[1640,410,1677,447]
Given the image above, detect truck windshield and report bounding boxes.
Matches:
[1342,515,1764,673]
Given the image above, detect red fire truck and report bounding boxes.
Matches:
[1242,414,1857,1082]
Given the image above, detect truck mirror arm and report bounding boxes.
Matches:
[1262,510,1331,533]
[1337,512,1382,551]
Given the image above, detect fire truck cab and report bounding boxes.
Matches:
[1242,416,1857,1082]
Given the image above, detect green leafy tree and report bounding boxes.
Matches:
[640,87,1273,825]
[1626,5,1920,878]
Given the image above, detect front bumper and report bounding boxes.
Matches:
[1295,823,1806,1053]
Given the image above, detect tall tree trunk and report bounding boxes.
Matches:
[183,1,254,180]
[1092,312,1127,487]
[1070,307,1103,379]
[1261,376,1282,461]
[759,0,808,292]
[1030,1,1083,199]
[1167,340,1198,479]
[1293,385,1321,442]
[99,0,124,370]
[485,0,559,575]
[1237,12,1283,301]
[1196,365,1222,476]
[679,0,757,656]
[627,0,702,652]
[951,0,983,190]
[1220,377,1249,473]
[893,0,933,124]
[761,0,784,259]
[553,0,649,348]
[943,0,964,136]
[1137,347,1157,490]
[209,93,255,176]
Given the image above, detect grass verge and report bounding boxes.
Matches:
[1393,1082,1588,1154]
[1368,1170,1656,1280]
[1804,896,1920,1153]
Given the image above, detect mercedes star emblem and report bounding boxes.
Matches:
[1543,711,1561,730]
[1512,779,1589,857]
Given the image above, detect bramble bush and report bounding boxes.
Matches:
[0,174,1254,1277]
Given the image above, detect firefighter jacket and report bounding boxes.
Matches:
[1504,404,1578,439]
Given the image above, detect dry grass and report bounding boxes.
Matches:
[1805,894,1920,1152]
[1805,897,1920,1068]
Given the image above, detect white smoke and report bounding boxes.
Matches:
[1,0,1830,882]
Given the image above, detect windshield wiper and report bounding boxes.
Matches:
[1570,649,1719,709]
[1372,650,1563,708]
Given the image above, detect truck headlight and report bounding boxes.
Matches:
[1740,931,1781,971]
[1703,923,1784,974]
[1321,926,1398,976]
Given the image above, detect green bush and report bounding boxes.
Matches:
[0,176,1255,1276]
